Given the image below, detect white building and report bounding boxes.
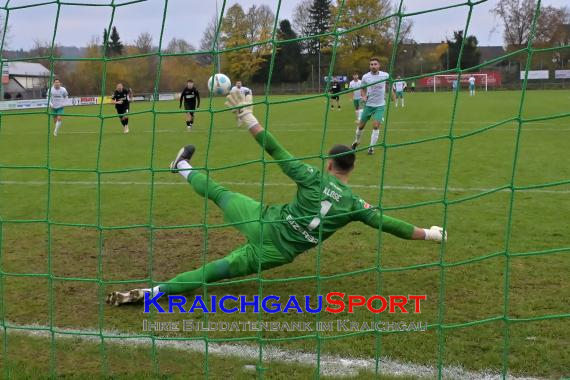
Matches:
[2,62,51,99]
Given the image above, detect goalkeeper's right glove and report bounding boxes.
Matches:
[224,90,259,128]
[424,226,447,243]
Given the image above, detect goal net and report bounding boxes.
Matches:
[432,73,488,92]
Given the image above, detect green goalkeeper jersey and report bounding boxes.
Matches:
[256,132,414,260]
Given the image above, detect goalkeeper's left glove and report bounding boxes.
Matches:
[224,90,258,128]
[424,226,447,243]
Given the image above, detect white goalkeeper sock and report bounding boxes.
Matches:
[176,160,192,179]
[370,129,380,146]
[354,127,363,143]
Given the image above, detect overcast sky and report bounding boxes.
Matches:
[2,0,568,51]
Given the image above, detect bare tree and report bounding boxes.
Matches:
[0,13,10,49]
[200,17,218,52]
[135,32,154,54]
[493,0,569,46]
[165,38,195,54]
[293,0,312,36]
[244,4,275,55]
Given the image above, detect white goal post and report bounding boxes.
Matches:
[432,74,488,92]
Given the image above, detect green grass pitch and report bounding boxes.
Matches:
[0,90,568,378]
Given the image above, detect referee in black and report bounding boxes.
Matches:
[179,79,200,131]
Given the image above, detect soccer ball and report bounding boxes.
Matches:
[207,73,231,96]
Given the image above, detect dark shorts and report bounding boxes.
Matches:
[116,106,129,116]
[331,95,339,101]
[184,103,196,115]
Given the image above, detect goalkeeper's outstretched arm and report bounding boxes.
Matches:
[225,90,311,185]
[354,207,447,243]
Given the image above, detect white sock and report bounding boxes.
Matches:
[358,109,363,120]
[176,160,192,179]
[355,128,363,142]
[151,286,161,296]
[55,121,61,132]
[355,110,359,120]
[370,129,380,146]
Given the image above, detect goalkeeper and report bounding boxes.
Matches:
[107,91,447,306]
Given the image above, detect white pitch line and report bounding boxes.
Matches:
[7,323,541,380]
[1,125,569,135]
[0,180,568,194]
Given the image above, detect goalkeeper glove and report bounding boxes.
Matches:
[424,226,447,243]
[224,90,258,128]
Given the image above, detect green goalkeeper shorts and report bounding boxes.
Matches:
[353,99,362,110]
[222,193,292,277]
[360,105,385,123]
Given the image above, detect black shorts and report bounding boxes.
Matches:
[116,106,129,116]
[331,95,339,101]
[184,104,196,115]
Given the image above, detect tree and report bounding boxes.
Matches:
[442,30,481,69]
[108,26,124,56]
[292,0,312,53]
[73,38,103,95]
[255,19,308,83]
[337,0,391,50]
[199,17,218,65]
[0,15,10,49]
[220,4,264,82]
[165,38,194,54]
[308,0,333,56]
[244,5,275,56]
[135,32,154,54]
[493,0,569,47]
[28,40,72,89]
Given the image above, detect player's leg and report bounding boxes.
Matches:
[106,238,292,305]
[401,92,405,107]
[107,244,255,304]
[352,106,372,150]
[170,145,262,236]
[53,108,63,136]
[185,110,191,130]
[368,106,385,155]
[337,97,341,110]
[123,109,129,133]
[353,99,360,121]
[189,111,195,129]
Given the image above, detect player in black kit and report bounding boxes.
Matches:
[179,79,200,131]
[111,82,132,134]
[330,79,341,110]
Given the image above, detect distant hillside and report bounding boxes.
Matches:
[3,46,88,59]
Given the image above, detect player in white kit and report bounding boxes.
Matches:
[392,76,406,108]
[50,79,69,137]
[349,73,363,122]
[230,81,252,97]
[468,76,476,96]
[351,57,395,155]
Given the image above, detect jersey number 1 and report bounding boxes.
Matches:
[307,201,332,231]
